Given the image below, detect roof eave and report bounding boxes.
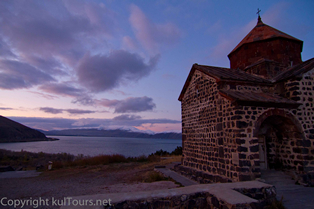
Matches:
[236,100,301,109]
[178,64,222,101]
[178,65,196,101]
[217,79,272,86]
[219,91,301,109]
[272,57,314,83]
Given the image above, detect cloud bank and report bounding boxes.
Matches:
[9,116,181,132]
[0,1,173,98]
[0,1,182,132]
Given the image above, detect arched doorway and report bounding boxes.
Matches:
[254,109,305,172]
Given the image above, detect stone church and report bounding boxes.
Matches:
[178,15,314,185]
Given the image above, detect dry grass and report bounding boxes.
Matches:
[0,156,181,206]
[40,155,181,186]
[143,170,169,182]
[67,154,128,167]
[0,149,75,170]
[137,155,181,169]
[0,148,181,170]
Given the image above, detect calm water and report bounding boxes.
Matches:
[0,136,182,157]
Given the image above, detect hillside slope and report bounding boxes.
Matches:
[0,115,49,142]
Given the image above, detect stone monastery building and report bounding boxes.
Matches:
[178,15,314,184]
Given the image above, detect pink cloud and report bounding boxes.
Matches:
[135,123,181,133]
[122,36,138,51]
[129,4,181,55]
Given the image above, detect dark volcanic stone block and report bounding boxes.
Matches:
[239,153,247,159]
[236,121,248,128]
[237,146,248,152]
[250,145,259,152]
[219,147,224,158]
[236,138,246,145]
[231,116,242,120]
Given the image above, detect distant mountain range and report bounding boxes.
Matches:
[0,115,181,142]
[40,128,182,139]
[0,115,57,143]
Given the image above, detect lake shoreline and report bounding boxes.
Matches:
[0,136,182,157]
[0,137,59,143]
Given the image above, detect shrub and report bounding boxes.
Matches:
[150,149,170,156]
[67,154,128,167]
[171,146,182,155]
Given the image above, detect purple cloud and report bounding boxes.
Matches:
[98,96,156,113]
[0,60,55,89]
[40,107,63,114]
[0,37,16,58]
[66,109,96,115]
[97,99,120,107]
[40,107,96,115]
[0,1,116,64]
[77,50,159,92]
[24,55,66,76]
[39,83,84,97]
[114,97,156,113]
[0,1,120,92]
[72,95,96,106]
[0,107,14,110]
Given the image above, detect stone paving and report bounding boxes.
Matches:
[0,170,41,178]
[159,163,314,209]
[154,167,198,186]
[154,162,198,186]
[61,180,274,209]
[261,170,314,209]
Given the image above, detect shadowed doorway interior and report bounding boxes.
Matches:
[257,115,304,171]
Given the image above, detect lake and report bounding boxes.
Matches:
[0,136,182,157]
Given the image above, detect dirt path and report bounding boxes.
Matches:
[0,161,180,209]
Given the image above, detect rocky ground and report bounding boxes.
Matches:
[0,157,181,209]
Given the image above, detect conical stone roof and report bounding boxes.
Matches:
[228,16,303,56]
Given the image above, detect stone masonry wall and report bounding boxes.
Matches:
[224,105,268,181]
[180,71,270,182]
[284,68,314,175]
[229,38,302,71]
[229,68,314,181]
[181,68,314,184]
[181,71,240,182]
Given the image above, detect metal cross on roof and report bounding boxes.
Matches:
[257,8,261,17]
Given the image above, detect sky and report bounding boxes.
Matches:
[0,0,313,133]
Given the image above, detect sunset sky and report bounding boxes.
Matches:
[0,0,313,133]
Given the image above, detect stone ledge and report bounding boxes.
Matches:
[60,181,276,209]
